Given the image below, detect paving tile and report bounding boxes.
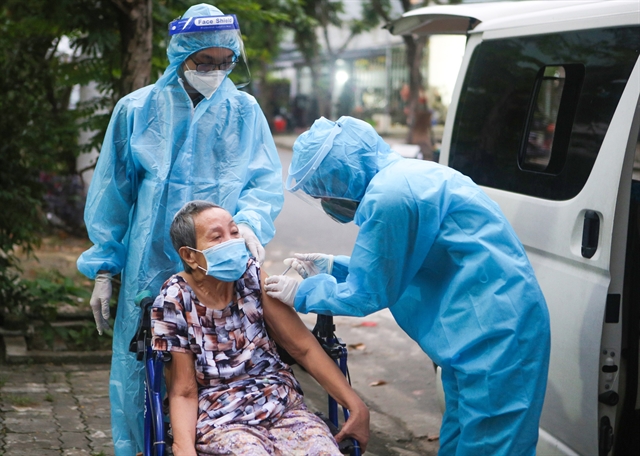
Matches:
[90,439,115,456]
[63,450,92,456]
[3,416,58,433]
[60,431,91,450]
[84,418,112,433]
[54,404,83,418]
[3,448,61,456]
[4,432,59,448]
[57,417,86,432]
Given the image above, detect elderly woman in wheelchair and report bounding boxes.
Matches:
[150,200,369,456]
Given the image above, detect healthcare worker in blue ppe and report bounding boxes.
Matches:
[77,4,283,455]
[265,116,551,455]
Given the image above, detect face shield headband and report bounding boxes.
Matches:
[169,15,240,36]
[286,121,343,193]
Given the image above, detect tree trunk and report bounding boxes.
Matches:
[403,34,432,159]
[307,57,323,121]
[326,57,337,119]
[113,0,153,100]
[256,59,276,130]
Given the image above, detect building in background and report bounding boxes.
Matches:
[268,3,466,144]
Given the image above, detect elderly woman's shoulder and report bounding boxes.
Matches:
[160,273,187,295]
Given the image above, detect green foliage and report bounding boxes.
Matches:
[41,321,114,352]
[1,269,89,328]
[1,267,115,351]
[0,0,298,331]
[0,1,81,267]
[1,394,38,407]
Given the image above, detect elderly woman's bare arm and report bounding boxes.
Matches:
[260,270,370,451]
[165,351,198,456]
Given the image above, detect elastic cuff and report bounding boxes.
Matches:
[327,255,334,275]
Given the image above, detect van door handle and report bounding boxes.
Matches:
[582,210,600,258]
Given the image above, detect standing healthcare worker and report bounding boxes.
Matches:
[265,116,551,455]
[77,4,283,454]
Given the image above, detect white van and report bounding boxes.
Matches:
[389,1,639,455]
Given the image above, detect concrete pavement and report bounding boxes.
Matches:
[0,355,438,456]
[0,363,113,456]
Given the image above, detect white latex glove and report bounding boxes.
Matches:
[284,253,334,279]
[90,273,112,335]
[264,275,300,307]
[238,223,265,265]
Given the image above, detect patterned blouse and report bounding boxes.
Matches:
[150,259,304,428]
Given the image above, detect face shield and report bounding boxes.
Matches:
[169,14,251,89]
[286,120,360,224]
[319,197,360,224]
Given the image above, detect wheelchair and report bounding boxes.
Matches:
[130,291,362,456]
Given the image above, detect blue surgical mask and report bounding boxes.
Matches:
[188,238,248,282]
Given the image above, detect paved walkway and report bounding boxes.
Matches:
[0,363,113,456]
[0,355,438,456]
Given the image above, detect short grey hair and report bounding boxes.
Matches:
[170,200,221,273]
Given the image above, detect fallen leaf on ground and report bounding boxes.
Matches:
[348,343,366,350]
[369,380,387,387]
[427,434,440,441]
[355,321,378,327]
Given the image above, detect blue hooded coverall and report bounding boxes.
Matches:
[76,4,283,454]
[291,117,550,455]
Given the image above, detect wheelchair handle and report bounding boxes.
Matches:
[135,290,154,308]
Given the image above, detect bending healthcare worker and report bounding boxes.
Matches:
[77,4,283,454]
[265,116,551,455]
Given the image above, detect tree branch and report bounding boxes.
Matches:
[109,0,132,17]
[338,30,357,55]
[370,0,391,23]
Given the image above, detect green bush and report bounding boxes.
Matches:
[1,268,114,351]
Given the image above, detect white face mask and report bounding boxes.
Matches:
[183,69,227,100]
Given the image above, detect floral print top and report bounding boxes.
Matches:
[151,259,303,427]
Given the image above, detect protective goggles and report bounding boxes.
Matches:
[169,15,240,36]
[286,121,343,193]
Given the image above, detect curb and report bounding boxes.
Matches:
[2,334,112,365]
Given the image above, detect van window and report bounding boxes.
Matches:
[449,26,640,200]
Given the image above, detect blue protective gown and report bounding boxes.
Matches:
[292,117,550,455]
[77,5,283,454]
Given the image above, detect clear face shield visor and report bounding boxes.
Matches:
[169,14,251,89]
[285,122,360,224]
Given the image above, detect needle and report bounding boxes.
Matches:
[281,265,292,276]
